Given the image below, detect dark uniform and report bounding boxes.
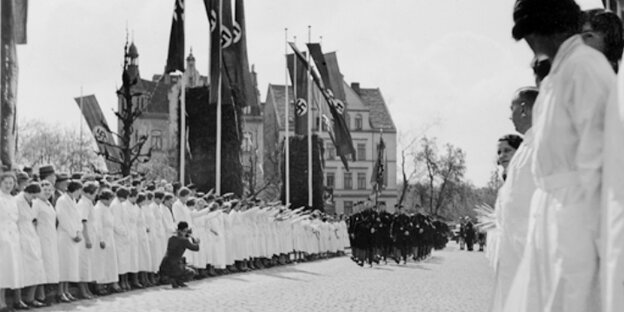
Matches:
[159,235,200,287]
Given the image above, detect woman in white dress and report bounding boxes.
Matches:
[486,134,523,268]
[145,192,162,285]
[125,188,141,288]
[77,182,99,299]
[15,183,46,308]
[135,193,153,287]
[56,180,83,302]
[92,190,121,294]
[112,187,131,291]
[33,180,60,305]
[0,173,24,312]
[489,88,538,312]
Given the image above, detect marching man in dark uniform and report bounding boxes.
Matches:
[159,222,200,288]
[391,205,412,264]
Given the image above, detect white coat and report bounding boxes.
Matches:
[0,192,23,288]
[490,130,537,312]
[15,193,45,287]
[93,201,119,284]
[56,194,82,282]
[77,197,96,282]
[34,198,59,284]
[504,35,614,312]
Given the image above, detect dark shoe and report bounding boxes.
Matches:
[57,294,71,303]
[178,282,188,288]
[26,301,45,309]
[65,293,78,301]
[13,301,29,310]
[132,282,144,289]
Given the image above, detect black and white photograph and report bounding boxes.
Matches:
[1,0,624,311]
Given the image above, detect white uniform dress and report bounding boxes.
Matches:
[112,198,131,274]
[0,192,23,288]
[600,57,624,312]
[15,193,46,287]
[77,197,96,282]
[56,194,82,282]
[504,35,614,312]
[490,130,536,312]
[34,198,59,284]
[136,205,152,272]
[93,200,119,284]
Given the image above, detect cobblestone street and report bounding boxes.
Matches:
[38,242,493,312]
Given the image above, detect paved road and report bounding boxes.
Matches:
[40,242,493,312]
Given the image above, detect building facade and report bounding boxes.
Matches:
[263,79,397,216]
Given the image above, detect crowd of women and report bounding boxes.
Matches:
[487,2,624,312]
[0,166,350,312]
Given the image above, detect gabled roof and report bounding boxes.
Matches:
[357,88,396,131]
[147,78,173,114]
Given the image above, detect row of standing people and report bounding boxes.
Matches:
[0,165,351,312]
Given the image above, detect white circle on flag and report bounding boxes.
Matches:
[296,98,308,116]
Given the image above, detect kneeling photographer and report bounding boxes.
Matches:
[159,222,200,288]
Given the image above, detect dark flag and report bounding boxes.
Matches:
[371,135,386,193]
[165,0,185,74]
[231,0,256,107]
[1,0,27,169]
[74,95,121,172]
[286,44,310,135]
[204,0,222,106]
[306,43,356,169]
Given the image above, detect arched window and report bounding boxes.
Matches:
[355,114,363,130]
[345,113,351,130]
[151,130,163,151]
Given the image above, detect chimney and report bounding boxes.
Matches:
[351,82,360,94]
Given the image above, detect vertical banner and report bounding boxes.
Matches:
[307,43,356,169]
[286,44,310,136]
[204,0,221,106]
[165,0,185,74]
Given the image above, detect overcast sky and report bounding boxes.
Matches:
[16,0,603,186]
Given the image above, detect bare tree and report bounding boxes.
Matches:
[413,137,466,217]
[396,123,436,207]
[97,44,152,177]
[17,120,103,172]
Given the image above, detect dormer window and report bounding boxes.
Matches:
[355,114,363,130]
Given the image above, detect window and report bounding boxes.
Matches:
[355,114,363,130]
[151,130,163,151]
[326,172,335,188]
[345,113,350,130]
[241,131,254,152]
[357,172,367,190]
[326,144,336,160]
[344,172,353,190]
[357,143,366,161]
[344,201,354,216]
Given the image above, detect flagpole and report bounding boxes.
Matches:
[216,0,223,195]
[307,25,313,208]
[284,28,290,206]
[80,86,84,171]
[179,2,187,185]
